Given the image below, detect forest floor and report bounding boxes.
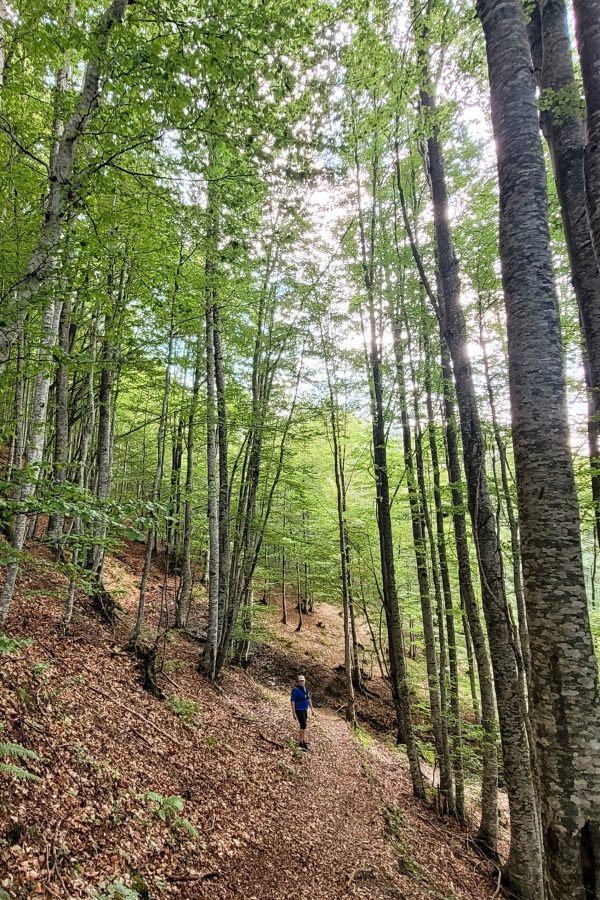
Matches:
[1,536,504,899]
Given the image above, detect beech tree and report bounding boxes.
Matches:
[479,0,600,894]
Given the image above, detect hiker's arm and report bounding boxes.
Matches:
[291,700,296,719]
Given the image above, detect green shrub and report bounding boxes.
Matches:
[144,791,198,838]
[169,696,199,726]
[0,633,30,655]
[90,879,141,900]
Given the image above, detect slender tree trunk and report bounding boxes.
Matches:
[440,345,499,858]
[202,297,220,678]
[47,300,72,543]
[295,560,303,632]
[130,315,175,646]
[479,1,600,894]
[352,126,424,799]
[0,0,130,363]
[0,298,63,624]
[391,314,453,813]
[478,300,531,684]
[323,341,356,724]
[167,412,184,567]
[63,321,96,627]
[178,343,202,628]
[213,301,229,649]
[395,133,499,853]
[423,332,465,821]
[348,584,362,690]
[86,264,125,592]
[8,320,26,486]
[0,0,9,98]
[462,600,480,725]
[281,492,287,624]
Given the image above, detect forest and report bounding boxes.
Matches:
[0,0,600,897]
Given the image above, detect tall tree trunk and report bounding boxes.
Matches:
[352,124,424,799]
[46,300,72,543]
[322,331,356,725]
[0,0,130,363]
[202,294,220,678]
[177,343,202,628]
[391,313,453,814]
[395,134,499,854]
[571,0,600,270]
[167,412,184,568]
[281,491,288,625]
[462,601,480,725]
[479,1,600,895]
[129,313,175,646]
[295,560,302,632]
[528,0,600,548]
[423,330,465,821]
[413,16,542,879]
[0,0,9,98]
[7,320,26,486]
[63,319,96,627]
[0,297,63,624]
[477,299,531,685]
[213,301,229,649]
[87,262,126,591]
[440,344,499,858]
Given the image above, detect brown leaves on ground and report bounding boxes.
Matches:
[0,540,502,899]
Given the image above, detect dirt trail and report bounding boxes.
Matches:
[218,681,498,900]
[0,543,502,899]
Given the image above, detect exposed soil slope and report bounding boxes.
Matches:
[0,540,502,899]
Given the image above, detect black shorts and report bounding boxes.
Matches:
[296,710,308,729]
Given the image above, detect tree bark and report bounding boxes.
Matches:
[46,300,72,543]
[414,23,542,881]
[440,344,499,857]
[395,134,499,855]
[423,329,465,821]
[528,0,600,549]
[352,126,424,799]
[571,0,600,271]
[0,0,130,362]
[479,0,600,894]
[477,299,531,685]
[0,298,63,624]
[213,300,229,650]
[202,293,220,678]
[129,310,175,647]
[177,343,202,628]
[322,325,356,725]
[391,312,454,814]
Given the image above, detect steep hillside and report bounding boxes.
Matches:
[1,543,502,899]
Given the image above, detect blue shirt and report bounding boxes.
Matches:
[291,685,310,712]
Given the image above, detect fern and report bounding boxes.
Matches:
[0,723,41,781]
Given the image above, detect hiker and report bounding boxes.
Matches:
[290,674,314,750]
